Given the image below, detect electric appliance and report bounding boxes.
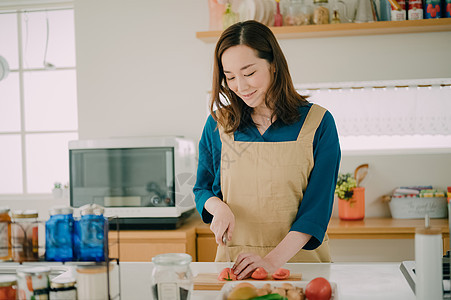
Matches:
[69,136,197,229]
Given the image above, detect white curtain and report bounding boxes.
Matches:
[297,79,451,137]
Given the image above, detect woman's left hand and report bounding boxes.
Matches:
[232,253,278,280]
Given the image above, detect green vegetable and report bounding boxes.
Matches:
[250,293,287,300]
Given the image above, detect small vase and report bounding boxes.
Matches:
[338,187,365,220]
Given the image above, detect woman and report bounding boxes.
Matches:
[193,20,341,280]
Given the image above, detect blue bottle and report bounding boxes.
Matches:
[74,204,107,262]
[45,206,74,262]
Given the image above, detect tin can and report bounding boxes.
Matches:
[424,0,442,18]
[391,0,406,21]
[11,210,39,262]
[49,277,76,300]
[0,275,17,300]
[17,266,50,300]
[45,206,74,262]
[408,0,423,19]
[0,207,12,261]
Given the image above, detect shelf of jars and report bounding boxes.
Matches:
[0,207,121,299]
[196,18,451,42]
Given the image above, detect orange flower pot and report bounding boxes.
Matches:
[338,187,365,220]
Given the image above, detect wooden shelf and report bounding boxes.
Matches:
[196,18,451,43]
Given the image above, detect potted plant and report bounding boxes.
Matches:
[335,172,365,220]
[52,182,63,199]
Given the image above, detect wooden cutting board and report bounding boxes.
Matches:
[193,273,303,290]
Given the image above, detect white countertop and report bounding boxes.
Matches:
[120,262,415,300]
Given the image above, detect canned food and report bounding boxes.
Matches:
[17,266,50,300]
[0,275,17,300]
[49,277,76,300]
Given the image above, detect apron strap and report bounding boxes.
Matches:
[297,104,327,143]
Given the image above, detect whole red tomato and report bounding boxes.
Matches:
[305,277,332,300]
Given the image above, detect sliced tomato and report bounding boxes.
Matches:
[218,267,237,281]
[251,267,268,280]
[271,268,290,280]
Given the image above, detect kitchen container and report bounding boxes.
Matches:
[388,196,447,219]
[45,206,74,262]
[11,210,39,262]
[50,276,77,300]
[74,204,107,261]
[0,207,12,261]
[151,253,193,300]
[17,266,50,299]
[0,275,17,300]
[76,264,118,300]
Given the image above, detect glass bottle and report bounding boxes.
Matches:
[11,210,39,262]
[222,2,237,30]
[151,253,193,300]
[0,207,12,261]
[45,206,74,262]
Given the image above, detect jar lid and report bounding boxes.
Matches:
[49,205,73,216]
[0,275,17,287]
[51,276,76,289]
[152,253,192,266]
[0,206,10,214]
[17,266,51,276]
[79,204,104,216]
[12,209,38,219]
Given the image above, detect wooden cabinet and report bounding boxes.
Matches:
[196,19,451,43]
[108,216,198,262]
[195,218,450,261]
[108,216,449,262]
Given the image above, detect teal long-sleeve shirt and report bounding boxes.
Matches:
[193,103,341,250]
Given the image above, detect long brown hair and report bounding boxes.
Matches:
[211,20,308,134]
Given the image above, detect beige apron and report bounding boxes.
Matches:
[215,104,331,263]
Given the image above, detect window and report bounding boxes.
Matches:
[0,6,77,195]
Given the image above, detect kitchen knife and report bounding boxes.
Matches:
[222,232,232,271]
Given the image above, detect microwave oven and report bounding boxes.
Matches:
[69,136,197,229]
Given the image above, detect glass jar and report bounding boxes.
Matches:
[74,204,106,261]
[11,210,39,262]
[50,276,77,300]
[151,253,193,300]
[312,0,330,24]
[76,263,118,300]
[285,0,313,25]
[0,207,12,261]
[0,275,17,300]
[45,206,74,262]
[17,266,50,299]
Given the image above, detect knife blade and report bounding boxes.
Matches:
[222,232,232,271]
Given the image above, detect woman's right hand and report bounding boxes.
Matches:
[205,197,235,245]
